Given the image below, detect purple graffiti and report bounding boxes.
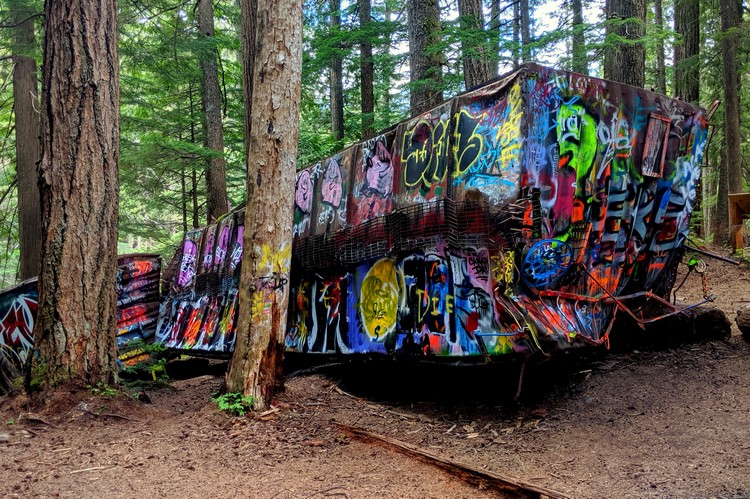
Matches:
[295,170,313,214]
[363,139,393,197]
[178,240,197,287]
[214,224,231,267]
[322,158,343,208]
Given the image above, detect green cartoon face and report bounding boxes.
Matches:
[557,103,597,198]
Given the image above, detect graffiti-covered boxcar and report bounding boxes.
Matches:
[0,254,162,369]
[157,63,710,360]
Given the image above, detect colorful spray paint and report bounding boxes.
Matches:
[158,64,710,359]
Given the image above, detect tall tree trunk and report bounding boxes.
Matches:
[11,0,41,280]
[189,84,201,228]
[604,0,646,87]
[714,145,729,243]
[674,0,700,102]
[31,0,119,390]
[653,0,666,94]
[458,0,491,89]
[197,0,229,223]
[225,0,302,410]
[407,0,443,115]
[359,0,376,139]
[181,160,188,233]
[330,0,345,141]
[239,0,257,145]
[720,0,742,245]
[571,0,587,74]
[512,0,520,68]
[489,0,500,77]
[519,0,531,62]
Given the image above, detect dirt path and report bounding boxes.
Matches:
[1,251,749,498]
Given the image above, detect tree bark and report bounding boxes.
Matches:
[330,0,345,141]
[407,0,443,115]
[225,0,302,410]
[673,0,700,102]
[604,0,646,87]
[458,0,492,89]
[197,0,229,223]
[488,0,500,77]
[714,145,729,243]
[519,0,531,62]
[721,0,742,204]
[31,0,120,390]
[512,0,520,68]
[653,0,666,94]
[11,0,41,280]
[359,0,376,139]
[239,0,257,146]
[571,0,587,74]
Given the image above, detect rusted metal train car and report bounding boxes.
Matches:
[156,63,711,359]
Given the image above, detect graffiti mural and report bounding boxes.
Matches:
[0,280,37,365]
[158,63,710,360]
[393,102,452,206]
[0,254,162,368]
[452,80,524,206]
[349,132,396,225]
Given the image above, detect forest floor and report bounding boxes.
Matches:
[1,249,750,498]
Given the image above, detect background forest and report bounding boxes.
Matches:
[0,0,747,287]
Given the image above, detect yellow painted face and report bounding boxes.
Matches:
[359,259,401,341]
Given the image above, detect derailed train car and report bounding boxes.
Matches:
[156,63,710,359]
[0,254,162,369]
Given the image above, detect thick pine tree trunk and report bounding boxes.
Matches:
[407,0,443,115]
[197,0,230,223]
[604,0,646,87]
[239,0,257,144]
[359,0,376,139]
[225,0,302,410]
[720,0,742,245]
[512,0,520,68]
[330,0,345,142]
[458,0,491,89]
[571,0,587,74]
[32,0,119,390]
[653,0,666,94]
[674,0,700,102]
[488,0,500,78]
[519,0,531,62]
[11,0,41,281]
[714,145,729,243]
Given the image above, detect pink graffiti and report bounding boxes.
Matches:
[178,240,197,287]
[363,139,393,197]
[202,229,216,270]
[295,170,313,214]
[322,158,343,208]
[214,225,231,267]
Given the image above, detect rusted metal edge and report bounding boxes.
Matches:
[336,423,570,499]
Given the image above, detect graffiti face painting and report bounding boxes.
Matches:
[295,170,313,214]
[322,158,343,208]
[359,259,401,342]
[363,139,394,197]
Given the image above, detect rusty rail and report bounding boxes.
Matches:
[337,423,570,499]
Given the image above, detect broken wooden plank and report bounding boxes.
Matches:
[336,423,570,499]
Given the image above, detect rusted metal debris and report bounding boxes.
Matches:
[336,423,570,499]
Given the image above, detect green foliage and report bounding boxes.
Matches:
[6,418,14,425]
[211,392,255,416]
[87,382,120,398]
[120,340,170,383]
